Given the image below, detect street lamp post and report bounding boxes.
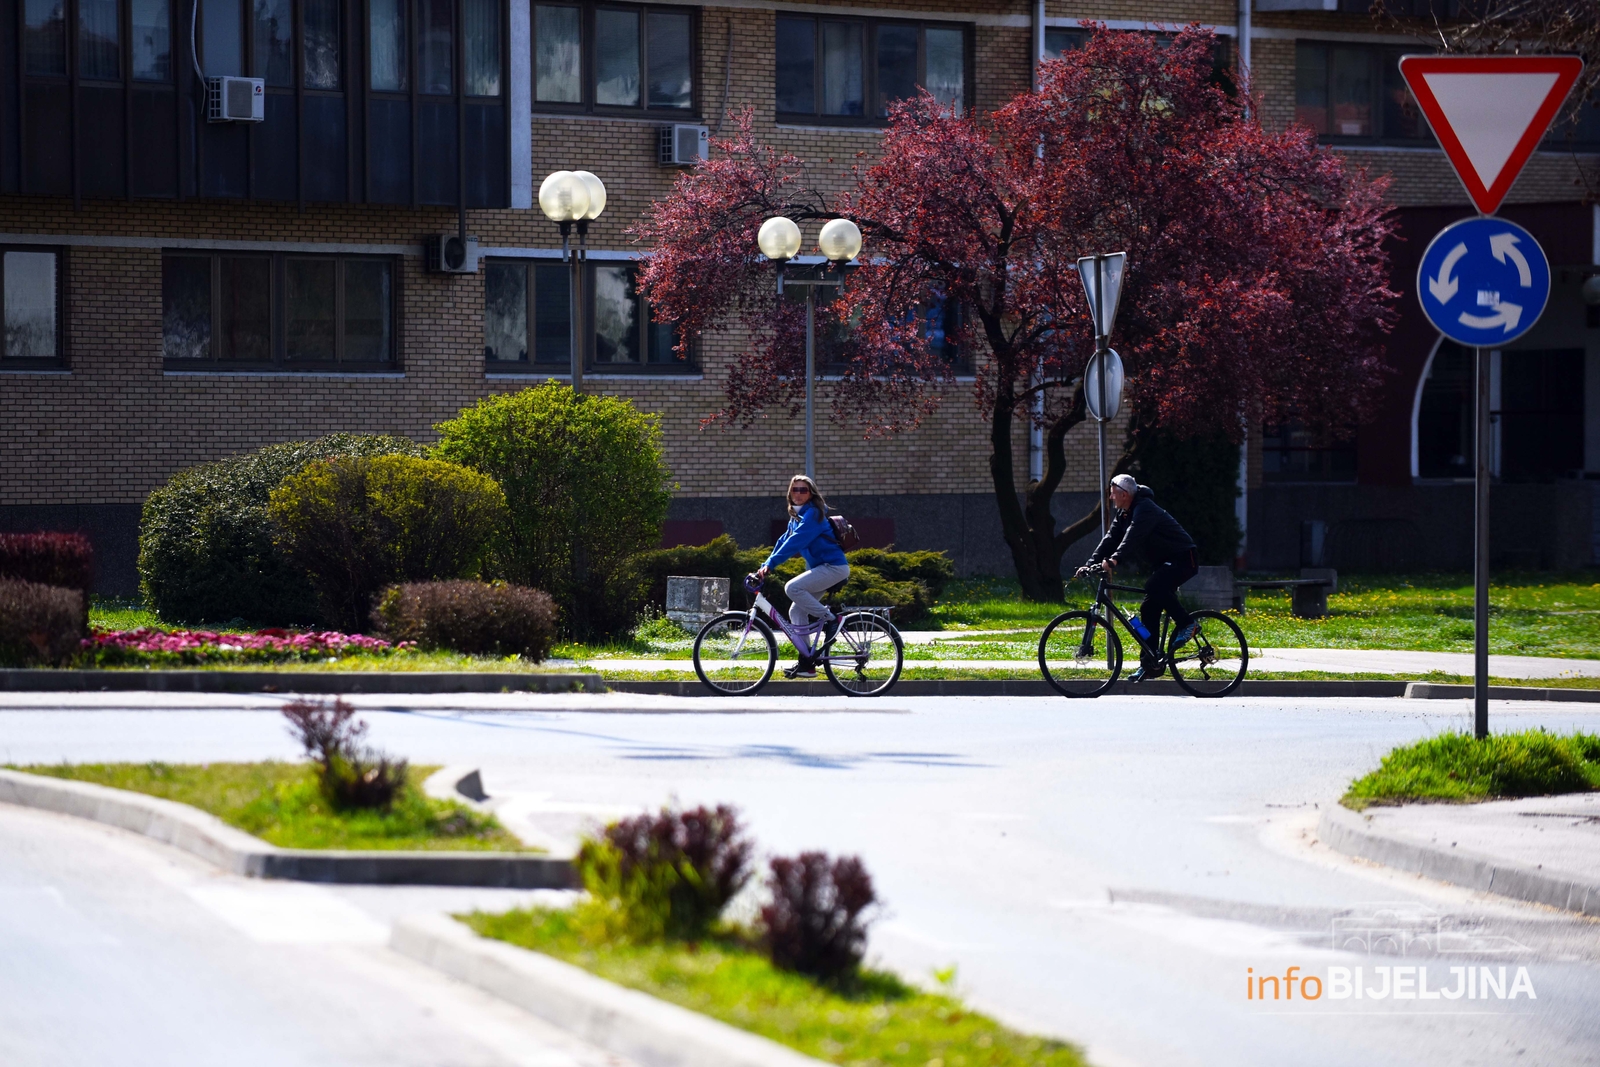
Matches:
[539,170,606,393]
[758,216,862,478]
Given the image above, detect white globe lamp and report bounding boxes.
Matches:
[757,216,802,261]
[539,171,590,223]
[817,218,862,263]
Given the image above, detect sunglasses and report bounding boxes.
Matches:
[790,485,811,494]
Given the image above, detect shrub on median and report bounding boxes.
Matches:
[280,696,407,810]
[1344,729,1600,809]
[0,532,95,595]
[139,433,426,625]
[0,578,87,667]
[575,804,753,941]
[374,580,556,661]
[761,851,877,983]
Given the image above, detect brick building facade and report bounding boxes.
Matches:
[1,0,1596,592]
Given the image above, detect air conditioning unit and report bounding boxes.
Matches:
[658,123,709,167]
[426,234,480,274]
[206,76,265,122]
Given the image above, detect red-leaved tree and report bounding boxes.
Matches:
[634,27,1398,601]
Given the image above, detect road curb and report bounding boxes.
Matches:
[389,913,828,1067]
[0,769,576,888]
[1317,803,1600,916]
[1403,682,1600,703]
[0,669,604,694]
[605,679,1414,697]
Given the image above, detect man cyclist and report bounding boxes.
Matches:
[1077,473,1201,682]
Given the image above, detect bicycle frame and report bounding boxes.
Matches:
[735,589,840,661]
[1084,575,1169,663]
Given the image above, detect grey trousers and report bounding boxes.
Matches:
[785,563,851,627]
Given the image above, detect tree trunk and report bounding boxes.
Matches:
[988,380,1060,601]
[989,386,1141,602]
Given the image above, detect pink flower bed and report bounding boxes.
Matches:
[86,627,411,665]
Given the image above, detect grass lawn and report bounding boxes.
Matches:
[13,761,531,851]
[465,907,1087,1067]
[1343,730,1600,809]
[926,572,1600,659]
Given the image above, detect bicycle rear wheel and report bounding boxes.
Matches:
[822,613,903,696]
[693,613,777,695]
[1038,611,1122,697]
[1167,610,1248,697]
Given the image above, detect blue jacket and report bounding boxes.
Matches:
[764,503,849,570]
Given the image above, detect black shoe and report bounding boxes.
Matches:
[1129,661,1165,682]
[785,657,817,679]
[821,614,843,648]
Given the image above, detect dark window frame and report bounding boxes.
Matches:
[529,1,699,117]
[1295,40,1431,147]
[1261,421,1357,484]
[483,257,696,375]
[775,14,971,127]
[0,245,68,368]
[161,249,401,371]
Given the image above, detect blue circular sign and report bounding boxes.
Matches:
[1417,217,1550,347]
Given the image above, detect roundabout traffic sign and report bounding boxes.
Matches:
[1416,216,1549,347]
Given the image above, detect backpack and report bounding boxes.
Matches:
[827,513,860,551]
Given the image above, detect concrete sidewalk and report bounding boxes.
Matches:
[1319,793,1600,916]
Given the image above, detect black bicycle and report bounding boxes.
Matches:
[1037,571,1249,698]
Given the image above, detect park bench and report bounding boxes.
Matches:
[1234,568,1337,619]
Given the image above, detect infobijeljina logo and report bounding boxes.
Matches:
[1245,904,1537,1011]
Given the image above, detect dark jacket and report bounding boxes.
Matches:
[1087,485,1197,568]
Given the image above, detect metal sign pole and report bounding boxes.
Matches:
[1094,256,1109,534]
[805,285,816,479]
[1474,344,1490,738]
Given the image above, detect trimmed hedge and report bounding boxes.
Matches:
[138,434,425,625]
[434,383,672,640]
[0,532,95,594]
[627,535,952,626]
[0,579,86,667]
[374,580,557,661]
[268,455,508,630]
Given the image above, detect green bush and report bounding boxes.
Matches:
[375,580,557,661]
[1344,729,1600,809]
[0,578,86,667]
[138,434,425,625]
[268,455,508,631]
[1134,427,1241,566]
[434,383,672,640]
[574,804,752,942]
[627,535,950,626]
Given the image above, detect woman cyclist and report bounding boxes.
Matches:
[754,475,850,678]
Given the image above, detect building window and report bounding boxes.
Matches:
[775,15,966,123]
[162,252,396,368]
[532,2,694,113]
[1262,422,1356,483]
[1295,41,1428,144]
[2,249,63,364]
[1499,348,1585,482]
[1044,27,1233,89]
[24,0,171,80]
[484,259,688,372]
[782,275,970,374]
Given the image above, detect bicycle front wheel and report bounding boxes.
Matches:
[693,613,777,695]
[1168,610,1248,698]
[1038,611,1122,697]
[822,613,903,696]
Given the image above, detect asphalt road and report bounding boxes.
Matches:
[4,691,1600,1067]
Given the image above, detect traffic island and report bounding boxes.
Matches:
[1319,729,1600,914]
[0,763,575,887]
[391,908,1089,1067]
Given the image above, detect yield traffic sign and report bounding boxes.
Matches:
[1399,55,1583,215]
[1417,216,1549,346]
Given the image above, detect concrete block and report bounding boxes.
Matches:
[666,575,729,629]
